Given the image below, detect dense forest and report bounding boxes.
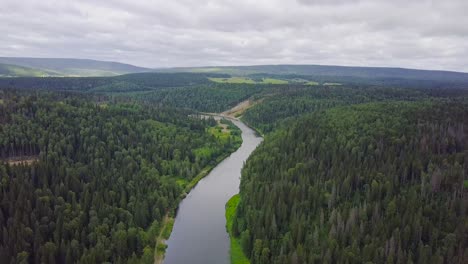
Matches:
[0,91,241,263]
[0,73,264,113]
[1,71,468,264]
[0,73,221,92]
[134,84,264,113]
[234,101,468,264]
[242,85,468,134]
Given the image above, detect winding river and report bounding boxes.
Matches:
[163,118,262,264]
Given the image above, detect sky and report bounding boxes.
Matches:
[1,0,467,71]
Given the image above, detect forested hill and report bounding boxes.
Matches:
[0,57,150,77]
[158,64,468,83]
[0,72,226,92]
[0,63,59,77]
[241,85,468,134]
[0,92,241,263]
[234,101,468,263]
[0,72,262,113]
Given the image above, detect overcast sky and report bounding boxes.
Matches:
[1,0,467,71]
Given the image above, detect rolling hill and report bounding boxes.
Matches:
[158,64,468,83]
[0,57,150,77]
[0,63,59,77]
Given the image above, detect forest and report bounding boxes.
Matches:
[0,90,241,263]
[0,71,467,264]
[233,101,468,264]
[241,84,468,134]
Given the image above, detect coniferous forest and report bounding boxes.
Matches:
[2,1,468,263]
[235,101,468,263]
[0,71,467,264]
[0,90,241,263]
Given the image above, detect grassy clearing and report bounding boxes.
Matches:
[306,81,319,85]
[226,195,250,264]
[209,126,231,141]
[161,218,175,240]
[261,78,288,84]
[209,77,256,84]
[209,77,288,85]
[154,216,175,264]
[4,64,51,77]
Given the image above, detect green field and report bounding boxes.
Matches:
[305,81,319,85]
[261,78,288,84]
[208,125,232,141]
[226,195,250,264]
[209,77,256,84]
[0,63,56,77]
[209,76,318,85]
[209,77,288,84]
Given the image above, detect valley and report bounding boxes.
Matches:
[2,1,468,263]
[0,63,467,264]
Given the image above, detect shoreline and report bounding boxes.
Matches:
[154,116,244,264]
[225,194,251,264]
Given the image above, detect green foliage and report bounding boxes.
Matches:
[226,195,251,264]
[2,69,468,264]
[236,101,468,264]
[0,92,240,263]
[0,72,221,92]
[241,85,467,134]
[0,63,57,77]
[161,219,175,240]
[135,84,264,113]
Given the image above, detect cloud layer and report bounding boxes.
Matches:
[1,0,467,71]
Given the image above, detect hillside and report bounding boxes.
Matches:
[0,57,150,77]
[0,92,241,263]
[158,64,468,83]
[235,101,468,264]
[0,63,58,77]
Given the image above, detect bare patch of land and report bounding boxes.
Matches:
[218,122,229,132]
[222,98,263,118]
[3,156,39,165]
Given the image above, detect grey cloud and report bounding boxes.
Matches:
[0,0,467,71]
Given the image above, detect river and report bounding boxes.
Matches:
[163,118,262,264]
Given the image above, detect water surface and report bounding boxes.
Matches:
[163,119,262,264]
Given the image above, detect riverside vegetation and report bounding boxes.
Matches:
[0,70,467,264]
[0,91,241,263]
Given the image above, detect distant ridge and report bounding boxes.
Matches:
[0,63,59,77]
[2,57,468,83]
[0,57,150,77]
[157,64,468,83]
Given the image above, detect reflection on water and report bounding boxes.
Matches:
[163,119,262,264]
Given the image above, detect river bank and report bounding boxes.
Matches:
[154,115,243,264]
[226,195,250,264]
[162,119,262,264]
